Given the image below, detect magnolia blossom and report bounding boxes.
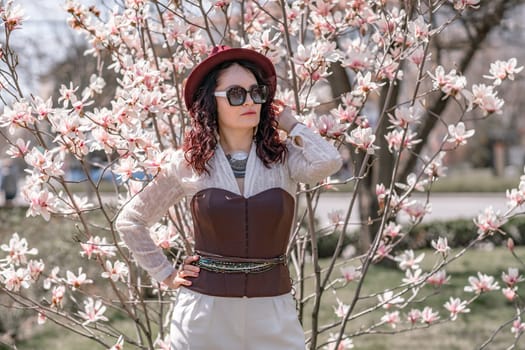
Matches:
[511,318,525,337]
[506,184,525,208]
[27,259,45,281]
[428,66,466,99]
[51,285,66,309]
[406,309,422,325]
[58,82,79,108]
[340,265,361,283]
[464,84,504,115]
[502,287,517,301]
[402,268,424,286]
[449,0,481,10]
[149,223,179,249]
[113,156,139,183]
[347,126,379,154]
[37,312,47,325]
[101,260,129,282]
[408,15,429,41]
[474,206,506,236]
[384,129,422,153]
[381,311,401,328]
[78,298,109,325]
[1,2,27,30]
[1,232,38,266]
[424,151,448,179]
[388,106,421,129]
[427,269,450,287]
[142,150,170,177]
[483,58,523,85]
[109,335,124,350]
[431,237,451,256]
[5,138,31,158]
[373,241,394,263]
[444,297,470,321]
[0,101,35,135]
[153,336,171,350]
[395,173,428,192]
[25,189,56,221]
[501,268,524,287]
[334,298,350,318]
[421,306,440,324]
[377,55,402,81]
[86,74,106,96]
[342,37,372,72]
[351,72,383,97]
[378,290,405,309]
[58,194,94,214]
[330,105,359,124]
[464,272,500,294]
[376,183,387,201]
[314,114,346,138]
[1,266,31,292]
[409,46,429,66]
[383,222,403,240]
[43,266,61,290]
[395,250,425,271]
[402,200,431,221]
[80,236,117,259]
[66,267,93,290]
[24,147,65,178]
[446,122,475,146]
[340,92,364,109]
[325,333,354,350]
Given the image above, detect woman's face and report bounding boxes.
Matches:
[215,63,262,133]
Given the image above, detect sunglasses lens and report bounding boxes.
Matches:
[251,85,268,104]
[226,87,247,106]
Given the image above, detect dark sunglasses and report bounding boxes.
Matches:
[214,85,268,106]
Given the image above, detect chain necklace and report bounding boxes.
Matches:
[226,151,249,178]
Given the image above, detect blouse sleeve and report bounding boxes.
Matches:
[115,150,186,283]
[286,123,343,184]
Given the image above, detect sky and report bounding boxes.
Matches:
[8,1,94,94]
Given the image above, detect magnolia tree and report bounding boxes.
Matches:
[0,0,524,349]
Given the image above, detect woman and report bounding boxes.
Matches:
[116,45,342,349]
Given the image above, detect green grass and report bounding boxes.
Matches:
[430,168,521,193]
[332,167,521,193]
[298,247,525,349]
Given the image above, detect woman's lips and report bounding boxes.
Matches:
[241,110,256,116]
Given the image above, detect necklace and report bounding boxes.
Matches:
[226,151,249,178]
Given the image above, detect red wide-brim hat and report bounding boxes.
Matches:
[183,45,277,110]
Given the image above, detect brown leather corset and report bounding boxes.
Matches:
[187,187,295,297]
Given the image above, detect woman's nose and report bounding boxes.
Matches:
[243,93,254,105]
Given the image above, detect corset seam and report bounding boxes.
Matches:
[244,198,249,296]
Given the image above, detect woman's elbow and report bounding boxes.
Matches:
[329,154,343,176]
[320,154,343,179]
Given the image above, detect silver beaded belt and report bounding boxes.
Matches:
[193,251,287,274]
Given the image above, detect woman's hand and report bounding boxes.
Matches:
[162,255,200,289]
[273,100,300,133]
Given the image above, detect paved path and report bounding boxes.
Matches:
[2,189,512,226]
[308,192,510,226]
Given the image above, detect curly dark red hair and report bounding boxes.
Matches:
[183,60,287,175]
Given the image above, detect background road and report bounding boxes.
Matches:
[2,189,513,226]
[311,192,511,226]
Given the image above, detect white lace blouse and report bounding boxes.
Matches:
[115,123,343,283]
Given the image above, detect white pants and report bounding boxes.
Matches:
[170,288,305,349]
